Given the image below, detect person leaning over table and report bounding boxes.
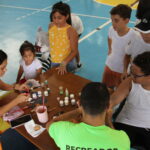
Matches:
[0,49,29,121]
[0,49,38,150]
[46,82,130,150]
[107,51,150,149]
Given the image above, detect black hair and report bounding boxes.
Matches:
[50,1,72,25]
[19,41,35,56]
[133,51,150,75]
[136,0,150,19]
[80,82,110,116]
[0,49,7,65]
[110,4,132,19]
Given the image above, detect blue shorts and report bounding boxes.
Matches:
[51,59,77,73]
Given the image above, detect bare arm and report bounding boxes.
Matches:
[121,54,131,80]
[106,77,132,128]
[108,37,112,55]
[46,108,81,131]
[64,27,78,64]
[0,79,14,91]
[0,94,29,116]
[16,66,23,83]
[110,77,132,108]
[0,79,29,91]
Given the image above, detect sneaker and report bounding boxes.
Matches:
[77,63,82,68]
[75,63,82,72]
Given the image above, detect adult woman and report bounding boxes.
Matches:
[0,49,28,118]
[0,50,37,150]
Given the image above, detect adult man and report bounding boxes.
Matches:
[122,12,150,79]
[110,52,150,149]
[46,82,130,150]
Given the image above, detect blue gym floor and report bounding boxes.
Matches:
[0,0,136,84]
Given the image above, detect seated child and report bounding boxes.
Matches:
[16,41,42,83]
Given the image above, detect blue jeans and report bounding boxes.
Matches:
[0,129,38,150]
[51,59,77,73]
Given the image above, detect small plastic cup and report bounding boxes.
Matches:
[59,100,64,107]
[36,105,48,123]
[71,99,76,105]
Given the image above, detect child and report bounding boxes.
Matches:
[102,4,136,88]
[51,1,84,70]
[16,41,42,83]
[49,2,78,75]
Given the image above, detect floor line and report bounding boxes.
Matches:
[0,4,136,22]
[79,20,111,43]
[16,5,53,21]
[0,4,40,11]
[73,13,110,20]
[16,0,70,21]
[73,14,135,24]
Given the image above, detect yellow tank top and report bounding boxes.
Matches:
[0,117,10,133]
[49,25,71,63]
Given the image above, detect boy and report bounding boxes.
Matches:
[102,4,136,88]
[109,52,150,149]
[122,11,150,79]
[46,82,130,150]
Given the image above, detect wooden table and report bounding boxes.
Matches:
[0,68,90,150]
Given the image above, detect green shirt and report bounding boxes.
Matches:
[49,121,130,150]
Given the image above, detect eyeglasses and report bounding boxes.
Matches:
[130,69,149,78]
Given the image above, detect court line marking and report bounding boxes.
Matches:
[0,4,41,11]
[0,4,110,20]
[93,0,139,8]
[79,20,111,43]
[16,5,53,21]
[74,13,135,24]
[15,0,70,21]
[0,4,135,23]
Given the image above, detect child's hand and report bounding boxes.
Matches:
[56,63,67,75]
[14,93,29,104]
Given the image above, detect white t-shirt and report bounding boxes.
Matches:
[106,27,136,73]
[71,14,84,35]
[116,82,150,128]
[20,58,42,80]
[125,30,150,59]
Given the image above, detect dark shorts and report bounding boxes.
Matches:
[0,129,38,150]
[114,122,150,150]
